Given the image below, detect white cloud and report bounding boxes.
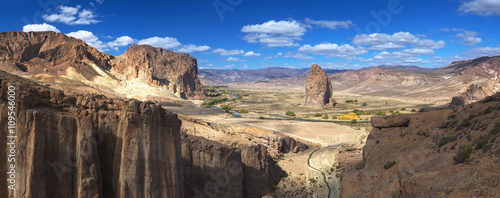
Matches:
[241,20,306,47]
[454,29,482,46]
[23,23,60,33]
[298,43,368,59]
[463,47,500,58]
[137,36,182,49]
[304,18,354,29]
[67,30,108,51]
[43,5,100,25]
[226,57,243,62]
[212,48,244,56]
[369,42,405,50]
[401,48,435,56]
[276,52,283,57]
[107,36,135,49]
[352,32,445,50]
[177,44,211,53]
[459,0,500,16]
[243,51,261,57]
[96,0,104,4]
[416,39,446,49]
[283,52,314,60]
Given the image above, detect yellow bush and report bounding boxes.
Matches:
[338,113,361,120]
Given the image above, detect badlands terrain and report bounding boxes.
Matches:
[0,31,499,198]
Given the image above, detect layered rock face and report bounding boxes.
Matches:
[0,71,184,197]
[0,31,112,80]
[341,93,500,197]
[111,44,205,99]
[304,64,335,108]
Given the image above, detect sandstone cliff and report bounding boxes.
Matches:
[111,44,205,99]
[0,71,184,197]
[340,93,500,197]
[304,64,335,108]
[450,84,496,106]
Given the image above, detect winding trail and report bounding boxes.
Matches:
[308,148,332,198]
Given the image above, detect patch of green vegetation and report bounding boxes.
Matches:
[353,109,363,115]
[390,111,401,116]
[362,102,367,106]
[220,105,232,113]
[384,161,397,169]
[331,115,337,119]
[350,119,357,124]
[491,123,500,135]
[322,114,329,119]
[239,109,249,114]
[314,113,322,117]
[453,147,473,164]
[375,111,386,116]
[202,97,229,108]
[475,138,489,150]
[345,99,354,103]
[401,107,406,110]
[286,111,296,117]
[419,108,426,112]
[484,106,493,114]
[258,116,265,119]
[438,136,451,147]
[309,178,317,184]
[411,109,416,112]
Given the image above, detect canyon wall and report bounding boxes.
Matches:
[0,71,184,197]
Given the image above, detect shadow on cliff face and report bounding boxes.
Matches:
[182,133,285,198]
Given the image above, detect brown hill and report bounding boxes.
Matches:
[340,93,500,197]
[0,31,205,100]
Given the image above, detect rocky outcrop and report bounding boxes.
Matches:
[304,64,335,108]
[0,31,113,80]
[0,71,183,197]
[340,93,500,197]
[450,84,495,106]
[111,44,205,99]
[371,115,410,128]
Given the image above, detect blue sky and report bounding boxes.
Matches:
[2,0,500,70]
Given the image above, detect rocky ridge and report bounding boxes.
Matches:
[340,93,500,197]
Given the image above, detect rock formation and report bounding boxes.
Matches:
[340,94,500,197]
[304,64,335,108]
[111,44,205,99]
[0,31,206,100]
[450,84,496,106]
[0,31,112,80]
[0,71,184,197]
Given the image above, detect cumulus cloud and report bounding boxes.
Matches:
[243,51,261,57]
[67,30,108,51]
[283,52,314,60]
[107,36,136,49]
[304,18,354,29]
[226,57,244,62]
[459,0,500,16]
[137,36,182,49]
[212,48,245,56]
[23,23,60,33]
[298,43,368,59]
[43,5,100,25]
[462,47,500,58]
[177,44,211,53]
[454,29,482,46]
[241,20,306,47]
[352,32,445,50]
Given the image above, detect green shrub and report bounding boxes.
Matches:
[375,111,386,116]
[476,138,489,150]
[331,115,337,119]
[362,102,367,106]
[258,116,265,119]
[345,99,354,103]
[239,109,249,114]
[484,106,493,114]
[401,107,406,110]
[419,108,426,112]
[322,114,329,119]
[354,99,358,102]
[286,111,296,117]
[453,147,473,164]
[350,119,357,124]
[438,136,451,147]
[384,161,397,169]
[314,113,322,117]
[411,109,416,112]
